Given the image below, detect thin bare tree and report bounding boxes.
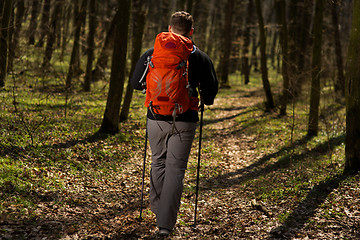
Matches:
[345,0,360,172]
[120,0,146,122]
[0,0,13,88]
[255,0,275,111]
[84,0,97,91]
[308,0,324,136]
[99,0,130,134]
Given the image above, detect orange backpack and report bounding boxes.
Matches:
[143,32,197,116]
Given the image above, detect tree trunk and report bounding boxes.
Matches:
[0,0,13,88]
[65,0,87,90]
[191,0,207,49]
[296,0,313,97]
[276,0,290,116]
[84,0,97,92]
[186,0,193,13]
[60,1,71,61]
[120,1,146,122]
[42,0,62,70]
[332,0,345,97]
[287,1,312,98]
[204,0,215,54]
[345,0,360,172]
[242,0,253,85]
[9,0,25,64]
[308,0,324,137]
[287,1,299,98]
[255,0,275,111]
[270,31,278,69]
[92,9,119,82]
[28,0,39,45]
[0,1,4,19]
[55,2,63,48]
[160,0,170,32]
[99,0,130,134]
[219,0,235,89]
[251,37,259,72]
[6,2,14,73]
[204,0,216,55]
[229,8,243,75]
[176,0,186,12]
[37,0,51,48]
[101,0,112,34]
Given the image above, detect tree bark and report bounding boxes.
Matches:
[296,0,312,97]
[191,0,207,49]
[55,2,63,48]
[99,0,130,134]
[270,31,278,69]
[345,0,360,172]
[37,0,51,48]
[120,1,146,122]
[91,8,119,82]
[0,1,4,20]
[219,0,235,89]
[28,0,39,45]
[65,0,87,90]
[204,0,215,56]
[60,1,71,61]
[332,0,345,97]
[84,0,97,91]
[287,1,312,98]
[0,0,13,88]
[276,0,290,116]
[255,0,275,111]
[9,0,25,65]
[308,0,324,137]
[286,0,298,97]
[42,0,62,70]
[160,0,170,32]
[6,1,14,73]
[242,0,253,85]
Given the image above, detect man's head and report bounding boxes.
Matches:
[169,11,194,37]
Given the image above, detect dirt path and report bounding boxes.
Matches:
[78,87,269,239]
[2,85,358,240]
[118,87,276,239]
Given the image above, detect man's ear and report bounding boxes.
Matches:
[168,25,172,32]
[188,27,194,36]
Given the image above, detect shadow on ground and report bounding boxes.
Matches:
[201,134,344,191]
[268,172,352,239]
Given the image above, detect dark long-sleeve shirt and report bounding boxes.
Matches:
[131,46,218,122]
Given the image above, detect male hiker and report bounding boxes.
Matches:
[131,11,218,237]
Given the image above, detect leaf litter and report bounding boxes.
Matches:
[1,84,359,240]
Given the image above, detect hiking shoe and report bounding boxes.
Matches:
[158,228,171,237]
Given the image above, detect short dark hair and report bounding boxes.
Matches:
[170,11,193,35]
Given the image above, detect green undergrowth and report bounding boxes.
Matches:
[183,71,357,232]
[1,71,148,220]
[1,62,358,238]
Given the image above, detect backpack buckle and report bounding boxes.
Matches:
[176,61,187,69]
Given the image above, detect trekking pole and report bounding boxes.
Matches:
[139,124,148,220]
[193,100,204,229]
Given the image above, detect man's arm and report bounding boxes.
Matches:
[188,49,218,105]
[130,48,154,90]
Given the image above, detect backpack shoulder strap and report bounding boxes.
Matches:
[191,45,197,54]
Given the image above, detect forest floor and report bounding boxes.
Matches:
[1,74,359,239]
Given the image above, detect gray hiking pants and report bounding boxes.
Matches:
[147,118,197,230]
